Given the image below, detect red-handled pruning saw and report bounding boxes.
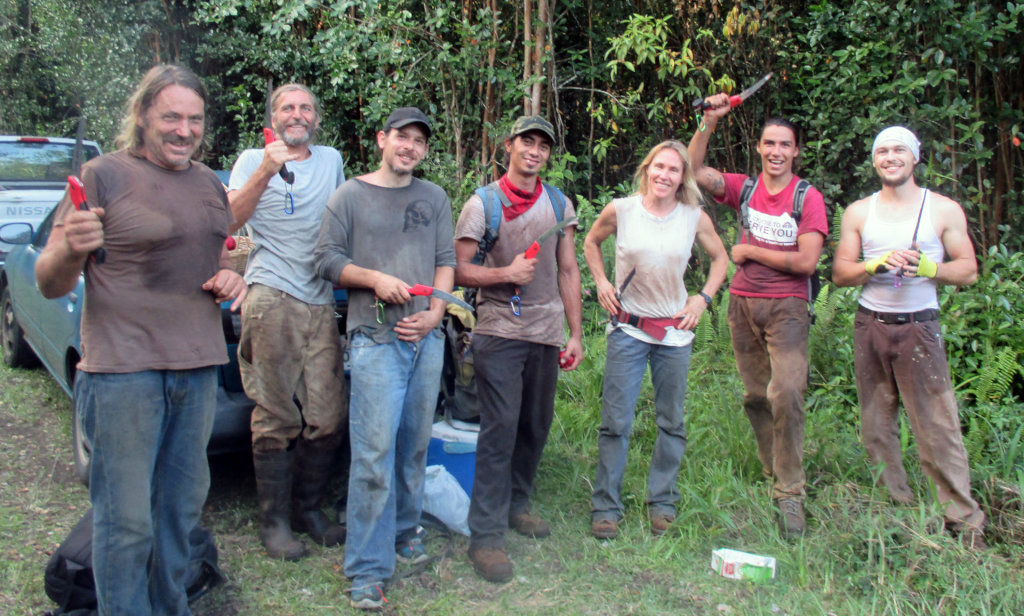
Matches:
[407,284,475,313]
[692,72,773,131]
[66,175,106,264]
[262,128,295,185]
[524,216,578,259]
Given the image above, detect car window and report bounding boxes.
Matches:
[0,142,101,183]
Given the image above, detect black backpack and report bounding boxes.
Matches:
[44,509,224,616]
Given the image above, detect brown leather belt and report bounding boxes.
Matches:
[613,310,682,341]
[857,305,939,324]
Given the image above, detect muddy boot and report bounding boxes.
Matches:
[254,449,307,560]
[292,436,346,546]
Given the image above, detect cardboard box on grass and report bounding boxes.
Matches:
[710,548,776,582]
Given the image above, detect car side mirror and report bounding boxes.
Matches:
[0,222,34,245]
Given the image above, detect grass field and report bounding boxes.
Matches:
[1,323,1022,615]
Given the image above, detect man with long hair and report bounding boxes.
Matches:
[35,64,245,615]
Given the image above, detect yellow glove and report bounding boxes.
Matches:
[917,252,938,278]
[864,251,894,275]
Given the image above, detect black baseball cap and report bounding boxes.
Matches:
[383,107,432,139]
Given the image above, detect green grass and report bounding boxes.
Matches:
[1,330,1023,615]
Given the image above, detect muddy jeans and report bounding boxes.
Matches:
[854,309,984,529]
[728,295,809,501]
[239,284,346,452]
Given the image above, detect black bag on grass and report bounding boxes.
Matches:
[44,508,224,616]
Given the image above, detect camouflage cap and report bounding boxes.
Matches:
[510,115,556,145]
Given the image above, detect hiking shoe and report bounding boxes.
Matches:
[592,518,619,539]
[396,536,429,564]
[468,546,514,583]
[778,499,807,539]
[649,513,675,537]
[349,584,387,610]
[509,512,550,538]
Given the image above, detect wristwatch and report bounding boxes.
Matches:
[698,291,712,305]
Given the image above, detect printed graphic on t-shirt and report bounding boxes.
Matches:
[403,200,431,232]
[747,209,798,247]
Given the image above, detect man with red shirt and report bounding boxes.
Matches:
[689,95,828,538]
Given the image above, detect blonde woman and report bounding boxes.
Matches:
[583,140,728,539]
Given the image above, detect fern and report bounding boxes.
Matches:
[970,346,1022,402]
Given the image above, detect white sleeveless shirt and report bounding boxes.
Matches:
[611,195,702,346]
[859,190,943,313]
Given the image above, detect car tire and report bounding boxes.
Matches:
[71,390,91,486]
[1,287,39,368]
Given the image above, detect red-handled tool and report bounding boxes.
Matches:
[66,175,106,264]
[406,284,475,313]
[523,216,578,259]
[225,236,237,250]
[263,128,295,184]
[692,72,773,111]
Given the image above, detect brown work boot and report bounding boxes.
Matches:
[591,518,619,539]
[777,499,806,540]
[649,512,675,537]
[509,512,550,538]
[468,546,514,583]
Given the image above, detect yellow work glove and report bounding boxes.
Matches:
[916,252,938,278]
[864,250,894,275]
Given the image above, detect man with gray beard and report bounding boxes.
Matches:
[228,84,347,560]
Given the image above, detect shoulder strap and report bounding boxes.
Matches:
[542,183,566,222]
[791,179,810,224]
[739,176,757,232]
[472,182,504,265]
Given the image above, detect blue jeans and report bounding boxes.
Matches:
[344,330,443,589]
[591,328,692,521]
[76,368,217,616]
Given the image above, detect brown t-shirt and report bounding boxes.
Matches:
[455,189,576,347]
[54,151,231,373]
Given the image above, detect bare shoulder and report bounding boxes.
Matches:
[840,196,871,228]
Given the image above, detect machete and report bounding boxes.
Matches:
[692,72,773,111]
[524,216,578,259]
[66,175,106,264]
[407,284,475,313]
[264,79,295,184]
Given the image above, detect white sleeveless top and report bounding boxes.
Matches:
[859,190,943,313]
[611,195,702,346]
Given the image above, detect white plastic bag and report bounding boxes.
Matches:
[422,464,471,535]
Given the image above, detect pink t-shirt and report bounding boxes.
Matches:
[716,173,828,300]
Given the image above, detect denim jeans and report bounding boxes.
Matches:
[344,330,443,589]
[591,328,692,521]
[76,368,217,616]
[728,295,809,501]
[854,311,984,529]
[467,335,559,549]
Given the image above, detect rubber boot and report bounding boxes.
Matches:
[253,449,307,560]
[291,435,346,546]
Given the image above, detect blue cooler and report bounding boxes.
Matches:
[426,422,478,496]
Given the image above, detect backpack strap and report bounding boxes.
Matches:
[472,182,505,265]
[738,176,757,237]
[791,179,810,224]
[541,183,567,243]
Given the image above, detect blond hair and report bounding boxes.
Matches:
[115,65,208,159]
[633,140,701,207]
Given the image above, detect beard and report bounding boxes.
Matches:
[880,171,912,188]
[275,119,316,147]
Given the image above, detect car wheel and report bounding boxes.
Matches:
[1,287,39,368]
[71,392,91,486]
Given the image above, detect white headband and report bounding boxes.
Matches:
[872,126,920,163]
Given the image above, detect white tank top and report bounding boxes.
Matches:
[859,190,943,312]
[611,195,702,346]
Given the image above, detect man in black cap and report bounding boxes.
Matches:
[454,115,583,582]
[315,107,456,609]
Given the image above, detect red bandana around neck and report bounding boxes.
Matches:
[497,174,542,221]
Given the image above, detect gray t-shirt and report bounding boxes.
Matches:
[454,189,577,347]
[314,177,456,343]
[229,145,345,304]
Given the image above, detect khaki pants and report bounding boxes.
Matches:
[854,310,984,529]
[239,284,347,452]
[728,295,809,501]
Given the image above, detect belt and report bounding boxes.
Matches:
[857,305,939,324]
[613,310,682,341]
